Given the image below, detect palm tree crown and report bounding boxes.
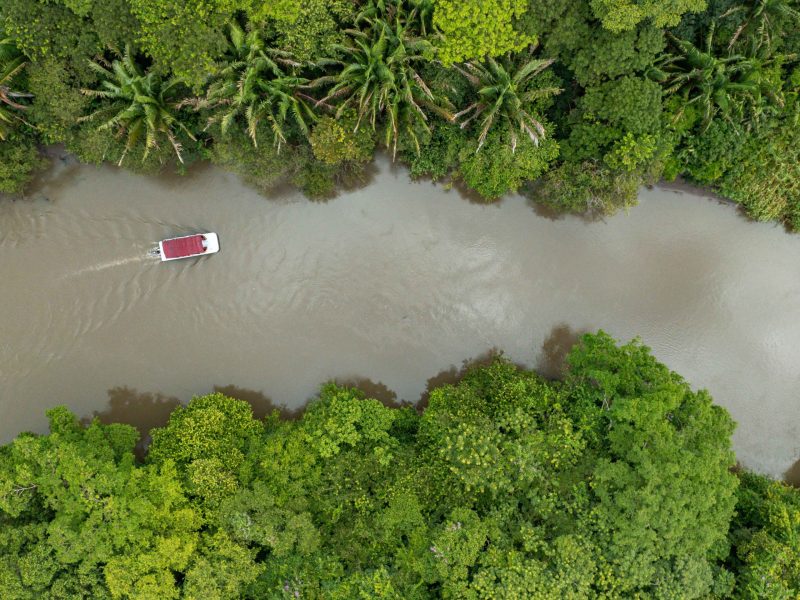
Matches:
[454,54,560,153]
[81,47,195,165]
[656,26,788,129]
[312,3,449,158]
[0,38,32,141]
[203,23,315,151]
[722,0,800,54]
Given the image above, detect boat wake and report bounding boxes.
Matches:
[60,255,154,280]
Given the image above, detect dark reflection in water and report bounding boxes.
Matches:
[784,459,800,488]
[417,350,503,410]
[213,384,305,420]
[86,386,181,457]
[333,377,409,409]
[536,323,589,380]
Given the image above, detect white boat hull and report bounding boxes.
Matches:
[158,232,220,262]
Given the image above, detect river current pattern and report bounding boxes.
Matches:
[2,156,799,478]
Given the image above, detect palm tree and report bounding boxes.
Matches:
[655,26,784,130]
[81,46,196,165]
[0,38,32,141]
[722,0,800,54]
[453,54,560,153]
[202,23,315,151]
[312,5,451,158]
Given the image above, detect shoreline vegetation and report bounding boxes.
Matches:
[2,332,799,598]
[1,0,799,229]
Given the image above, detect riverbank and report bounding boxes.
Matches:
[2,155,799,480]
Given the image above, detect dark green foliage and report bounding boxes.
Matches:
[26,57,87,144]
[656,27,786,130]
[535,160,644,215]
[3,333,785,597]
[454,52,560,151]
[0,36,31,141]
[81,47,197,166]
[313,3,448,159]
[565,76,664,167]
[202,23,315,151]
[405,122,465,180]
[718,118,800,228]
[672,117,745,184]
[208,125,299,192]
[0,133,45,194]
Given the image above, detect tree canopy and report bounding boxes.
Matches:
[2,332,796,597]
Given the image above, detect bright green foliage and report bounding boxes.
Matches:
[0,37,30,141]
[148,392,264,501]
[0,0,101,68]
[81,47,196,165]
[590,0,707,32]
[243,0,303,23]
[432,0,532,64]
[458,130,560,199]
[728,473,800,597]
[0,407,204,599]
[270,0,354,62]
[310,112,376,164]
[128,0,240,87]
[0,334,778,597]
[604,131,658,171]
[203,23,315,151]
[454,54,560,151]
[182,532,264,599]
[0,134,45,194]
[314,5,449,158]
[566,332,738,597]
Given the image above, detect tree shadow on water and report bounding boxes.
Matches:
[784,458,800,488]
[416,350,506,411]
[85,386,182,459]
[535,323,589,380]
[212,384,306,420]
[333,376,411,409]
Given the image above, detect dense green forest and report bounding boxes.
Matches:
[0,0,799,228]
[1,332,799,598]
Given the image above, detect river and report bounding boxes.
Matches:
[1,154,799,478]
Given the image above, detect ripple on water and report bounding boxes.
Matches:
[1,157,800,481]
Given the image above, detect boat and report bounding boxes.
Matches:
[155,233,220,261]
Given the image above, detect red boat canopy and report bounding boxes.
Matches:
[162,235,205,259]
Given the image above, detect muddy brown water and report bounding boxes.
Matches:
[2,155,799,479]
